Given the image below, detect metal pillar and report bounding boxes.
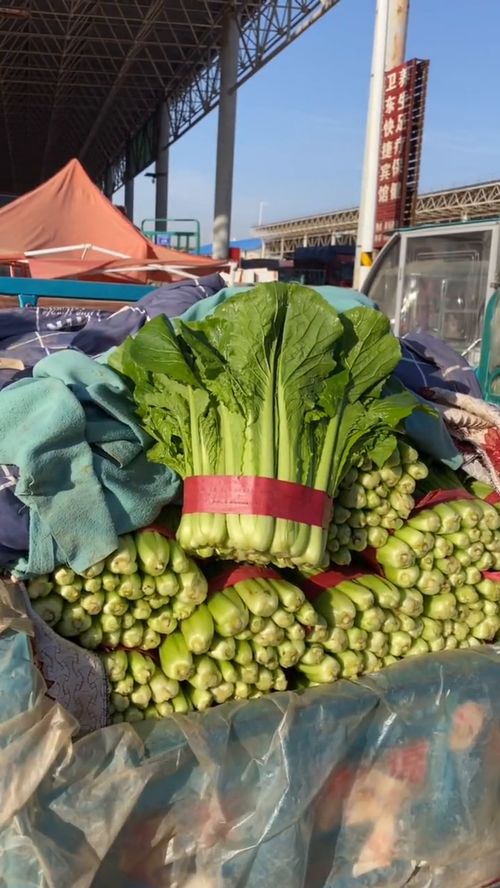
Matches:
[385,0,409,69]
[212,13,239,260]
[155,100,170,231]
[104,165,114,199]
[354,0,390,290]
[124,177,134,221]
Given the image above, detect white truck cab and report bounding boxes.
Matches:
[361,218,500,363]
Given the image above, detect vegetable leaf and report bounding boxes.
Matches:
[131,314,200,388]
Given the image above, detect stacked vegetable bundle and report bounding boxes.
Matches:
[101,649,184,723]
[110,283,418,570]
[101,566,340,723]
[26,485,500,719]
[360,490,500,645]
[328,441,429,564]
[27,529,208,651]
[294,562,500,690]
[372,493,500,578]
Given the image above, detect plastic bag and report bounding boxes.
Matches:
[1,581,500,887]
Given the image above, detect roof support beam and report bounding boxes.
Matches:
[124,170,134,222]
[79,0,166,162]
[104,165,114,198]
[155,101,170,230]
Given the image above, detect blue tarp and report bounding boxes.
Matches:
[177,282,375,322]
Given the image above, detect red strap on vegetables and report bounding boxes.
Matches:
[486,491,500,505]
[208,564,281,595]
[482,571,500,582]
[412,488,474,512]
[183,475,333,528]
[359,547,384,575]
[143,523,176,540]
[301,566,367,601]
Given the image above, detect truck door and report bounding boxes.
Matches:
[398,229,493,353]
[364,225,496,356]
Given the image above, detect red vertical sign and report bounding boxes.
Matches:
[375,58,429,249]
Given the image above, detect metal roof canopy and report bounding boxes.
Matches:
[0,0,339,197]
[254,179,500,253]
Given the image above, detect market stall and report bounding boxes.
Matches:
[2,279,500,887]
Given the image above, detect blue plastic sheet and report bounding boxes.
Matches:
[1,582,500,888]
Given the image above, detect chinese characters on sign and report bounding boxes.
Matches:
[374,59,429,249]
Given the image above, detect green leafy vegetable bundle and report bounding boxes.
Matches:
[111,283,417,568]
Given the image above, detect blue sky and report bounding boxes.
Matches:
[118,0,500,243]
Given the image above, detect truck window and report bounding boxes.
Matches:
[399,230,492,353]
[363,236,400,327]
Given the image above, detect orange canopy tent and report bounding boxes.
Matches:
[0,159,227,283]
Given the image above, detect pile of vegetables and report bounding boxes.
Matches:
[20,284,500,723]
[28,530,343,719]
[110,283,418,570]
[27,529,207,651]
[295,563,499,689]
[27,477,500,721]
[371,490,500,582]
[101,567,321,722]
[328,440,429,564]
[294,481,500,681]
[101,649,185,722]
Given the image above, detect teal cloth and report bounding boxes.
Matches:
[179,283,375,323]
[404,393,463,470]
[0,351,179,577]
